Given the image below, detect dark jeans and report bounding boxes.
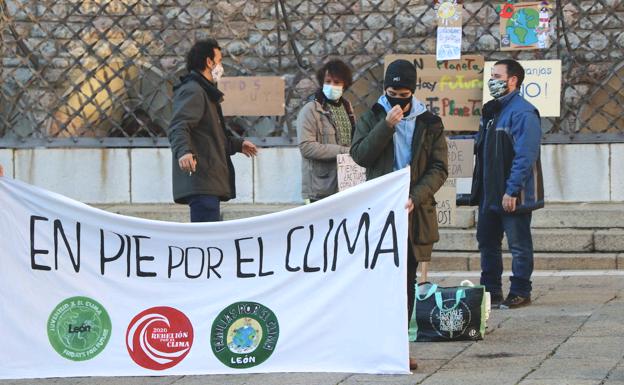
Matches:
[477,209,534,297]
[406,244,419,323]
[189,195,221,223]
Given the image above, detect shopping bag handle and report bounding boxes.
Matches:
[415,282,438,301]
[435,289,466,311]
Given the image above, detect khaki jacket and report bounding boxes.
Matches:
[296,95,354,200]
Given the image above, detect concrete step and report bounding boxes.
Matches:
[426,252,622,271]
[532,203,624,228]
[437,228,596,252]
[94,203,477,228]
[95,203,624,231]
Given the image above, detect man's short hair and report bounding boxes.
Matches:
[495,59,525,87]
[186,39,221,72]
[316,59,353,89]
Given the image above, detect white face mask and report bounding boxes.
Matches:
[211,63,224,82]
[322,84,343,101]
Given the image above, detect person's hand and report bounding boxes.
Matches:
[502,193,517,213]
[0,164,4,177]
[178,153,196,174]
[405,197,414,214]
[242,140,258,157]
[385,105,404,128]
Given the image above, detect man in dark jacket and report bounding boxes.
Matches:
[351,59,448,371]
[167,39,257,222]
[470,59,544,309]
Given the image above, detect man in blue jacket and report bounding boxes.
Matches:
[469,59,544,309]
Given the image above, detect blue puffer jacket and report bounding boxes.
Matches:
[469,91,544,213]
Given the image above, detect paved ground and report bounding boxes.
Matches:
[3,271,624,385]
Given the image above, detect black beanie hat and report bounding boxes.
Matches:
[384,59,417,92]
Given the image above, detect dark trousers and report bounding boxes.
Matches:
[406,244,419,323]
[189,195,221,223]
[477,209,534,297]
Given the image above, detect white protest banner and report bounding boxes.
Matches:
[337,154,366,192]
[0,170,410,379]
[483,60,562,117]
[447,138,474,178]
[219,76,285,116]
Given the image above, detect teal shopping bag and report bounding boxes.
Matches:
[409,282,487,342]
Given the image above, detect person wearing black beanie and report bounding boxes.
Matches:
[351,59,449,372]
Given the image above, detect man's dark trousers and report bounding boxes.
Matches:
[189,195,220,222]
[477,209,533,297]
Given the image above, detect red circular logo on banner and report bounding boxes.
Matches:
[126,306,194,370]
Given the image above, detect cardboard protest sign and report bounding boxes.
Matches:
[435,178,457,227]
[499,1,553,51]
[447,138,474,178]
[219,76,285,116]
[384,55,484,131]
[337,154,366,192]
[483,60,561,117]
[436,1,463,61]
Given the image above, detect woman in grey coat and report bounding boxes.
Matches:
[296,60,355,203]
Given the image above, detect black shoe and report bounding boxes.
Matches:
[500,294,531,309]
[489,292,504,309]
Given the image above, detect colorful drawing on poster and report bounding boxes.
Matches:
[436,1,463,61]
[499,1,553,51]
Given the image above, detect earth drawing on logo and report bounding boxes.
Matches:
[211,301,279,369]
[228,318,262,354]
[506,8,539,46]
[47,296,112,361]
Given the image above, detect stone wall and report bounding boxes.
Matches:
[1,0,623,142]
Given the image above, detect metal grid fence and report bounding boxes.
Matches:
[1,0,623,147]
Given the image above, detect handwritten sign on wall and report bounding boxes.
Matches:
[482,60,561,117]
[447,138,474,178]
[219,76,285,116]
[435,178,457,227]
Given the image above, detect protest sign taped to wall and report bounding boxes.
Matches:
[219,76,285,116]
[434,178,457,227]
[447,138,474,178]
[483,60,561,117]
[499,1,553,51]
[0,170,410,379]
[436,1,463,61]
[385,55,484,131]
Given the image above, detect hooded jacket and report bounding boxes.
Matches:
[351,97,448,255]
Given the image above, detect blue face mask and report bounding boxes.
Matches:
[322,84,343,101]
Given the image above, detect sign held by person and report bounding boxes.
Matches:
[337,154,366,192]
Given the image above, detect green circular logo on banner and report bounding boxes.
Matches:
[47,296,112,361]
[211,301,279,368]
